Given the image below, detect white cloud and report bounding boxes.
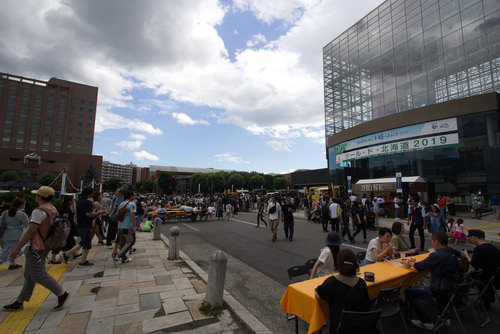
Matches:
[302,128,325,144]
[110,151,119,155]
[116,140,142,150]
[172,112,210,126]
[246,33,267,48]
[95,106,163,135]
[134,150,159,161]
[214,153,249,164]
[130,133,147,141]
[232,0,313,24]
[266,140,294,152]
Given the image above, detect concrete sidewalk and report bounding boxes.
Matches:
[0,230,270,334]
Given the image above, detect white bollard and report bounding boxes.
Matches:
[153,217,162,240]
[205,250,227,308]
[168,226,180,260]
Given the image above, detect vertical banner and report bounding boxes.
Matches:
[396,172,403,193]
[347,176,352,194]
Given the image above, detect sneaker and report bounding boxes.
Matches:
[106,245,113,249]
[3,301,23,311]
[410,319,433,330]
[54,292,69,311]
[62,253,69,264]
[73,253,82,259]
[121,257,132,264]
[78,261,94,266]
[8,264,23,270]
[48,260,61,264]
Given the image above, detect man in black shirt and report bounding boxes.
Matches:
[340,197,355,244]
[406,232,463,329]
[462,229,500,308]
[282,197,296,241]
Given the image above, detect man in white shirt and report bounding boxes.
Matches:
[329,200,340,232]
[267,197,281,242]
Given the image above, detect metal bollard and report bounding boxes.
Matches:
[205,250,227,308]
[153,217,162,240]
[168,226,180,260]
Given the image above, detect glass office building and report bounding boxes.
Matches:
[324,0,500,198]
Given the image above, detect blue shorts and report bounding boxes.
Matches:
[78,227,92,250]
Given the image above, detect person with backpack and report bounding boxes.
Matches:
[113,190,136,264]
[3,186,70,311]
[0,198,29,270]
[64,188,106,266]
[267,196,281,242]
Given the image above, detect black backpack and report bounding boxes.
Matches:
[321,203,330,218]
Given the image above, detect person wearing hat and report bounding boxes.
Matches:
[310,231,342,279]
[3,186,70,311]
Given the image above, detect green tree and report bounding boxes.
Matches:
[189,173,208,193]
[0,171,19,182]
[158,172,177,194]
[103,177,123,192]
[207,172,225,193]
[38,172,61,191]
[227,173,245,190]
[273,176,289,190]
[249,174,266,190]
[264,174,274,190]
[84,164,98,185]
[140,180,155,193]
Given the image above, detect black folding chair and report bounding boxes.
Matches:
[468,267,500,328]
[336,308,384,334]
[373,284,408,334]
[286,265,311,333]
[356,251,366,264]
[305,258,317,275]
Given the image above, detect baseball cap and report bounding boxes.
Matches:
[31,186,55,198]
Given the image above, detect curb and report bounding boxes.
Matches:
[159,232,272,333]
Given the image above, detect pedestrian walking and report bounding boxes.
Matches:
[282,197,295,241]
[267,197,281,242]
[3,186,70,311]
[256,199,267,227]
[0,198,29,270]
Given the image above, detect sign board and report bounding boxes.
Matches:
[347,176,352,194]
[396,172,403,193]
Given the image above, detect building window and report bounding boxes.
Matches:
[68,136,72,140]
[75,145,81,149]
[78,122,83,126]
[68,129,73,133]
[43,141,49,145]
[44,133,50,137]
[71,105,75,110]
[31,131,38,136]
[34,107,41,111]
[16,139,23,143]
[33,115,40,119]
[86,123,91,127]
[20,113,27,117]
[88,108,93,112]
[69,121,73,125]
[4,129,11,133]
[66,144,72,148]
[47,109,54,113]
[21,105,28,109]
[10,85,17,90]
[24,88,31,93]
[30,140,37,144]
[57,126,63,131]
[36,90,43,95]
[5,120,13,124]
[58,111,65,115]
[48,101,54,105]
[88,116,92,120]
[55,142,61,147]
[32,123,39,127]
[58,119,64,123]
[3,138,10,142]
[56,134,62,139]
[45,125,51,129]
[46,117,52,121]
[8,103,14,107]
[19,121,26,126]
[76,137,81,142]
[6,111,13,116]
[18,130,24,135]
[22,96,29,101]
[8,94,16,99]
[85,138,90,143]
[60,103,66,107]
[49,92,55,97]
[71,98,76,102]
[80,99,85,104]
[78,114,83,119]
[60,94,66,99]
[35,99,41,103]
[79,107,84,111]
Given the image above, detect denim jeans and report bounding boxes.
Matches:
[405,287,434,322]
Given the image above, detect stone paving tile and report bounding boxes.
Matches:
[92,298,117,313]
[191,279,207,294]
[76,283,100,296]
[153,274,173,286]
[162,297,188,315]
[159,288,197,300]
[138,284,176,295]
[120,269,137,280]
[92,303,140,319]
[117,287,139,306]
[67,294,96,314]
[118,280,156,290]
[55,311,90,334]
[185,299,214,321]
[103,267,120,277]
[25,302,53,331]
[139,292,162,311]
[95,285,119,301]
[114,309,156,326]
[114,321,142,334]
[40,307,68,329]
[86,315,116,334]
[25,326,60,334]
[141,310,193,333]
[173,277,193,290]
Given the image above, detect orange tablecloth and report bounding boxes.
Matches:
[280,253,429,334]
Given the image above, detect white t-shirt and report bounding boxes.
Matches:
[349,195,357,203]
[365,237,390,263]
[316,247,335,277]
[267,202,281,220]
[394,197,401,208]
[30,209,47,224]
[329,202,339,219]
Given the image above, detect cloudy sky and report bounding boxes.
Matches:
[0,0,383,173]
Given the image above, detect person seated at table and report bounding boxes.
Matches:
[363,227,395,265]
[462,229,500,309]
[315,249,370,333]
[391,221,419,257]
[406,232,464,330]
[310,231,342,279]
